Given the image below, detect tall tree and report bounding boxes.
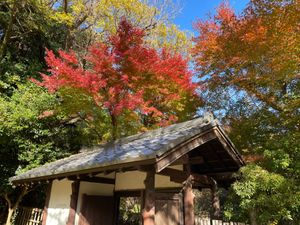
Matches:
[33,19,199,140]
[192,0,300,224]
[45,0,191,53]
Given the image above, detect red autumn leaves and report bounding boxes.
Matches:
[32,19,196,126]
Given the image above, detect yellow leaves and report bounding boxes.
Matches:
[150,23,191,55]
[45,0,189,54]
[50,12,74,26]
[70,0,86,15]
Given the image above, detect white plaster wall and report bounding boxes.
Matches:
[155,174,182,188]
[115,171,146,190]
[74,181,115,225]
[115,168,183,191]
[46,179,72,225]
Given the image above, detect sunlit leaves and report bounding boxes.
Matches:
[33,19,199,139]
[192,0,300,223]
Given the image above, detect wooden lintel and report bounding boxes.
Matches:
[68,176,115,184]
[158,168,212,186]
[136,164,155,172]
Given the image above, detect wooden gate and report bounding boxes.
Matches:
[155,193,183,225]
[78,194,114,225]
[13,207,43,225]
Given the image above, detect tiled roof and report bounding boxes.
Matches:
[10,115,232,183]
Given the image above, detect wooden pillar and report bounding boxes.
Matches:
[183,175,195,225]
[142,171,155,225]
[42,182,52,225]
[67,181,80,225]
[210,178,221,219]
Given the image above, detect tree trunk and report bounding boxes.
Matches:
[5,207,14,225]
[4,187,28,225]
[110,114,117,140]
[0,0,18,60]
[249,208,258,225]
[63,0,71,50]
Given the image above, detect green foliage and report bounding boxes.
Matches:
[0,83,84,195]
[225,165,300,224]
[0,0,66,95]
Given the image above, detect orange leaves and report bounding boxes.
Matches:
[192,0,300,113]
[215,1,235,24]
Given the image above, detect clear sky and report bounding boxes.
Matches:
[174,0,249,32]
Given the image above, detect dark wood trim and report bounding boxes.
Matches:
[114,190,142,197]
[155,130,217,172]
[68,176,115,184]
[142,170,155,225]
[158,168,212,187]
[214,126,245,166]
[113,194,120,225]
[183,175,194,225]
[211,178,221,219]
[67,181,80,225]
[42,182,52,225]
[12,158,156,185]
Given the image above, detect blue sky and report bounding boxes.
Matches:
[174,0,249,31]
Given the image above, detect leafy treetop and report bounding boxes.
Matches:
[33,19,199,140]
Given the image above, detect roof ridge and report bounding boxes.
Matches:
[112,116,212,145]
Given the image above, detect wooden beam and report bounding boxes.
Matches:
[42,182,52,225]
[68,176,115,184]
[211,178,221,219]
[170,154,189,165]
[67,181,80,225]
[142,170,155,225]
[183,175,195,225]
[158,168,212,186]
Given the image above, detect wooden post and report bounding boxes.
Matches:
[183,175,195,225]
[211,178,221,219]
[42,182,52,225]
[67,181,80,225]
[142,171,155,225]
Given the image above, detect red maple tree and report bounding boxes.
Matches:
[32,19,198,139]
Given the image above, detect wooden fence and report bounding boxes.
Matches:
[13,207,43,225]
[10,208,247,225]
[195,217,247,225]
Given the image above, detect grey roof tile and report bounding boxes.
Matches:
[10,116,219,182]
